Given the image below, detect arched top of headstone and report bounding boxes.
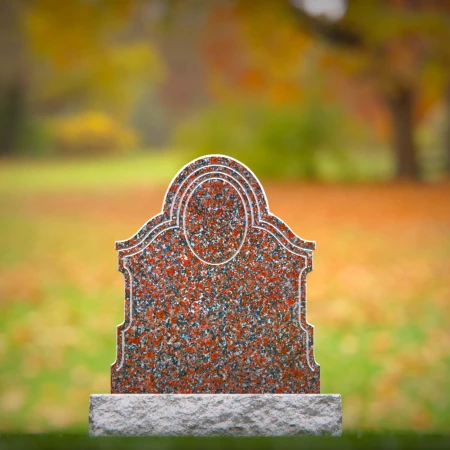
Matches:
[115,155,316,256]
[112,155,319,394]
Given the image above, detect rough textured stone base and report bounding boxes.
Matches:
[89,394,342,437]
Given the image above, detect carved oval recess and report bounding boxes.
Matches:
[183,178,247,265]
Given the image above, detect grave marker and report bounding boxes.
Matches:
[89,155,342,436]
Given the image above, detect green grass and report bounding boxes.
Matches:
[0,152,183,195]
[0,152,449,433]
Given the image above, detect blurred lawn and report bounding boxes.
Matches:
[0,153,183,195]
[0,153,449,433]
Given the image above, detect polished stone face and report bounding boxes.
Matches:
[111,155,319,393]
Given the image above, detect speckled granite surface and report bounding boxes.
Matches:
[111,155,319,394]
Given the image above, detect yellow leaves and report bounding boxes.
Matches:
[205,1,313,104]
[342,395,364,427]
[90,43,163,116]
[25,0,135,58]
[0,263,43,305]
[90,373,110,393]
[10,325,33,347]
[25,0,163,119]
[271,82,301,105]
[371,331,394,355]
[107,43,162,81]
[0,388,27,414]
[340,334,359,356]
[27,0,112,65]
[70,365,91,386]
[50,111,139,155]
[32,382,78,429]
[323,47,371,77]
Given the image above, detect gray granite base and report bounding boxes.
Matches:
[89,394,342,437]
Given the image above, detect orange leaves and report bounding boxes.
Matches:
[203,1,312,104]
[1,158,450,431]
[238,68,266,92]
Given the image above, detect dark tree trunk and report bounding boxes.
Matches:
[386,85,420,180]
[0,82,25,156]
[444,81,450,175]
[0,0,26,157]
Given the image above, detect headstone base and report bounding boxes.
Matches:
[89,394,342,437]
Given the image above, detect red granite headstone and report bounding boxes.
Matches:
[111,155,320,393]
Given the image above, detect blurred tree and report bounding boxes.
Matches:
[204,2,312,106]
[26,0,162,117]
[446,84,450,173]
[144,0,210,145]
[0,0,162,156]
[201,0,450,179]
[290,0,450,179]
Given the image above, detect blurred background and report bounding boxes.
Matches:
[0,0,449,433]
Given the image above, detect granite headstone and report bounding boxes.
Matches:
[89,155,342,436]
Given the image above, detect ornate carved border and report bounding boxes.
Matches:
[112,155,319,373]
